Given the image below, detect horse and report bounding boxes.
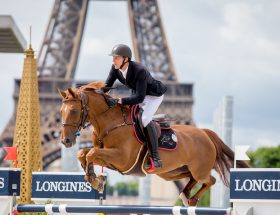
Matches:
[59,81,248,206]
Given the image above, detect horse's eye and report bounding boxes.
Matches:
[70,109,78,114]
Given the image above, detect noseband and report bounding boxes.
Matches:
[62,91,89,138]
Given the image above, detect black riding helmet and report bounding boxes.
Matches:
[109,44,132,69]
[109,44,132,59]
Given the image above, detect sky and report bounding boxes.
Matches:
[0,0,279,153]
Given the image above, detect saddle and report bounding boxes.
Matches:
[131,105,177,149]
[122,105,177,176]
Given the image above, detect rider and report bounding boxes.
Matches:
[105,44,167,170]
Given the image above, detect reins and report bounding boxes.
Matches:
[92,105,132,148]
[62,89,132,148]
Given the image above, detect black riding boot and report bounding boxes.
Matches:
[144,121,162,169]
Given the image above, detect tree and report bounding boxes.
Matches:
[248,145,280,168]
[106,183,114,196]
[127,181,139,196]
[114,181,139,196]
[115,182,128,196]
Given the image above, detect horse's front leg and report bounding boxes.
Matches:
[83,159,105,193]
[77,148,91,171]
[84,161,102,192]
[85,147,120,192]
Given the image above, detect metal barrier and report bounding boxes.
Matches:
[15,204,232,214]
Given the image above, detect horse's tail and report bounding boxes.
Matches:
[202,128,249,187]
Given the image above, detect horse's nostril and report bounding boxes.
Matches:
[65,138,70,143]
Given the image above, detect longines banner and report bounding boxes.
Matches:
[32,172,106,200]
[230,169,280,200]
[0,168,20,196]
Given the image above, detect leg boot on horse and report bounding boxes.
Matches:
[144,121,162,170]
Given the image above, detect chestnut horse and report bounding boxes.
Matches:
[59,81,248,206]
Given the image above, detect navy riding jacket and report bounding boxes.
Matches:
[105,61,167,105]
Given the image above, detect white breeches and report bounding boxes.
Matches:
[140,95,164,127]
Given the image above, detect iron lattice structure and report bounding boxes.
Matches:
[0,0,193,171]
[128,0,177,81]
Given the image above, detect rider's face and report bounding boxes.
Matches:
[112,56,123,69]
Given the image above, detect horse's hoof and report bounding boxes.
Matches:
[188,197,199,206]
[96,176,106,193]
[84,176,92,184]
[84,173,96,184]
[179,192,189,206]
[97,183,105,193]
[97,175,106,184]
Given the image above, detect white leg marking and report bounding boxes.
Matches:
[179,192,189,206]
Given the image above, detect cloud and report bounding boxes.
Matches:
[81,38,112,57]
[233,126,280,150]
[256,138,279,148]
[0,0,279,151]
[219,2,261,42]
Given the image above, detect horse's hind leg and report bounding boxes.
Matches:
[179,176,197,206]
[157,169,197,206]
[188,175,216,206]
[77,148,91,171]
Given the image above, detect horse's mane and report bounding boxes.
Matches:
[80,80,106,91]
[77,81,110,98]
[71,81,130,110]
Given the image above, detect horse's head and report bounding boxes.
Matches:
[59,87,85,148]
[59,81,108,147]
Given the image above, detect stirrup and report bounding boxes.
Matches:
[146,157,162,170]
[153,159,162,168]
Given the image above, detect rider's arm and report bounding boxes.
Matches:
[104,65,118,92]
[121,70,147,105]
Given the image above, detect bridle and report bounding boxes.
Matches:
[61,89,132,148]
[61,91,89,138]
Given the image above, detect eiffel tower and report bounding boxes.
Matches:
[0,0,194,170]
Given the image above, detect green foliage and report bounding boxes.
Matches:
[106,183,114,195]
[15,200,52,215]
[127,181,139,196]
[174,185,210,207]
[192,185,210,207]
[114,181,139,196]
[115,182,128,196]
[198,189,210,207]
[18,213,47,215]
[175,197,183,206]
[248,145,280,168]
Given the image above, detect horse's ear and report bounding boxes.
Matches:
[67,88,76,98]
[58,89,67,98]
[100,87,111,93]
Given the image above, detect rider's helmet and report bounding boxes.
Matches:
[109,44,132,59]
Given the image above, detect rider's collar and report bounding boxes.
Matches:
[119,62,129,78]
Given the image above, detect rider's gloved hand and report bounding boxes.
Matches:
[101,87,111,93]
[107,98,119,107]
